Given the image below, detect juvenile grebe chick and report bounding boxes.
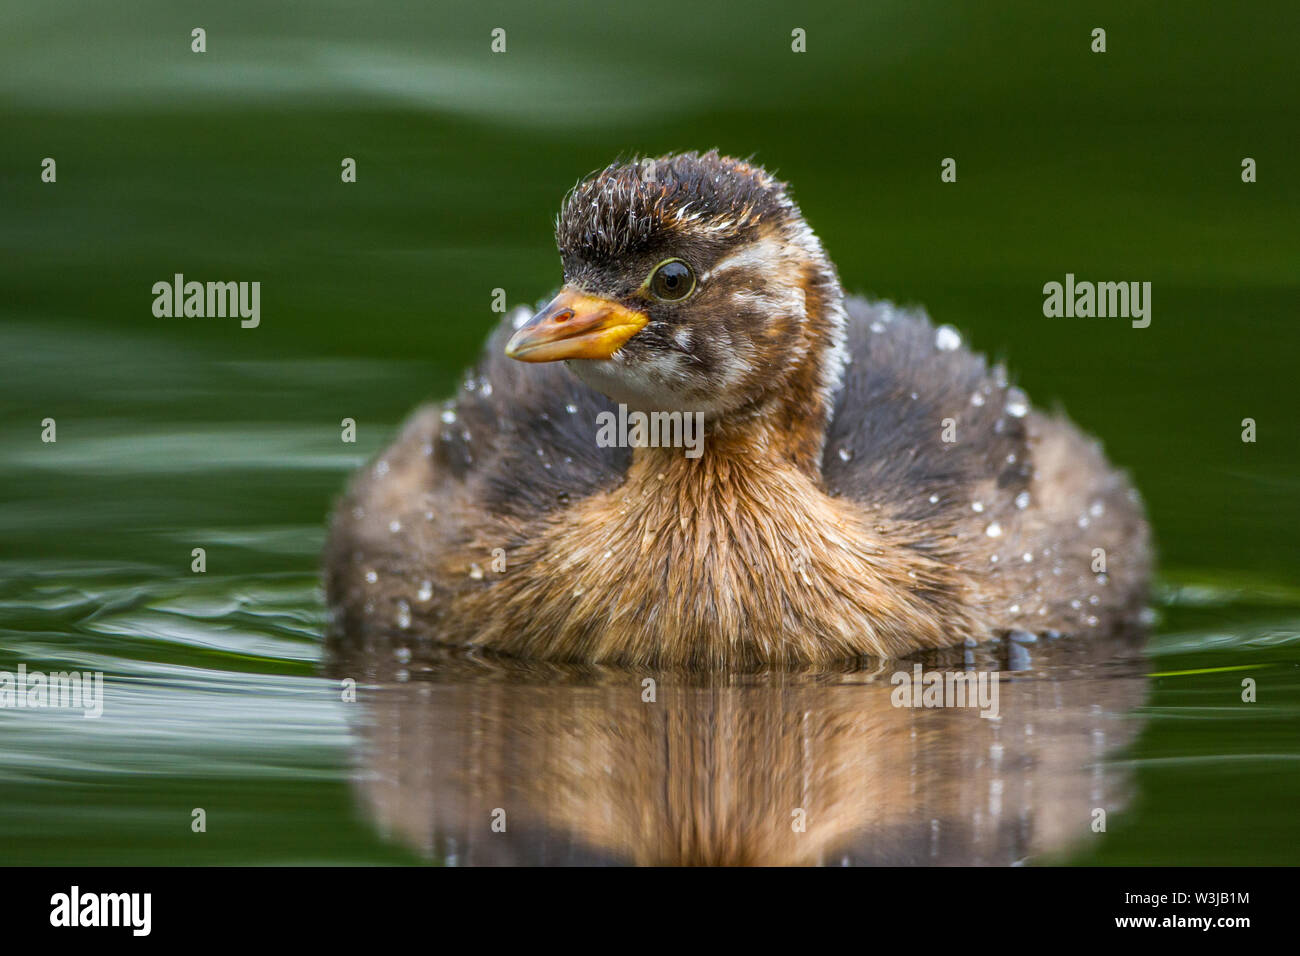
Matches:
[325,151,1150,668]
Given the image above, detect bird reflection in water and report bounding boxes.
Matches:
[328,631,1147,866]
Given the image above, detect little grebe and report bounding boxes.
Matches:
[325,151,1150,668]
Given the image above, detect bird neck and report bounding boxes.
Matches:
[722,247,848,478]
[631,270,846,482]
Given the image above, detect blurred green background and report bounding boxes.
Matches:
[1,0,1297,864]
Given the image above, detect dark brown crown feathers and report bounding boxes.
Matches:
[555,151,791,263]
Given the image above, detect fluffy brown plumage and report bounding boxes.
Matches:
[324,151,1150,668]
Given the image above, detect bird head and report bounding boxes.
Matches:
[506,151,847,423]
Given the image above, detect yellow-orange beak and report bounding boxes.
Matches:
[505,287,649,362]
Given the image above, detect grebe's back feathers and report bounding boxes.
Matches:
[824,298,1031,518]
[424,306,628,520]
[823,297,1148,633]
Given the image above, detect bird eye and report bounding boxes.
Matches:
[646,259,696,301]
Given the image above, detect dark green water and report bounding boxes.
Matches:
[1,1,1297,864]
